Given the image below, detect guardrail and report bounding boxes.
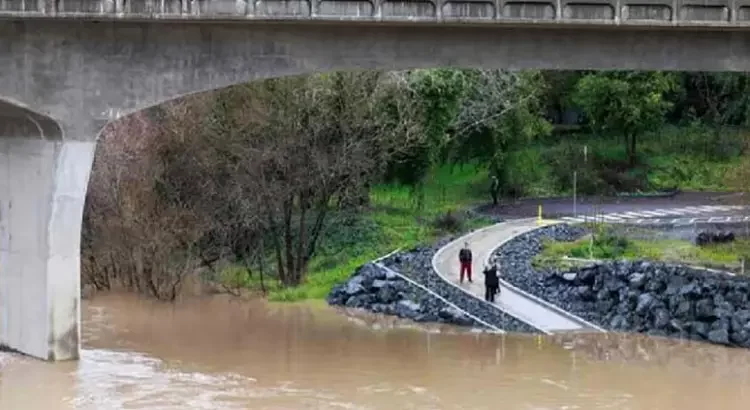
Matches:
[6,0,750,27]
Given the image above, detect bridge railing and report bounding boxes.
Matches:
[4,0,750,26]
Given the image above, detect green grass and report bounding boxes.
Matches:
[222,125,748,300]
[534,231,750,273]
[232,162,494,302]
[520,125,745,196]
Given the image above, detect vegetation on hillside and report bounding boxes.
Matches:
[82,70,750,301]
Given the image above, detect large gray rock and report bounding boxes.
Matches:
[490,223,750,349]
[628,273,646,289]
[636,293,656,315]
[345,275,366,296]
[395,300,422,319]
[708,328,730,345]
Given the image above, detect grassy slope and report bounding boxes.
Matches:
[534,234,750,272]
[228,126,745,301]
[268,163,494,301]
[509,125,744,196]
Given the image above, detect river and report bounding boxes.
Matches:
[1,292,750,409]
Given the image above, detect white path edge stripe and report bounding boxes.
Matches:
[483,220,606,333]
[372,250,504,333]
[429,221,554,335]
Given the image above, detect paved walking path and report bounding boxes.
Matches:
[431,219,603,334]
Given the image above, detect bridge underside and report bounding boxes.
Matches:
[0,100,93,360]
[3,19,750,131]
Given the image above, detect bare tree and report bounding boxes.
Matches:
[83,106,211,300]
[203,72,424,286]
[83,71,427,297]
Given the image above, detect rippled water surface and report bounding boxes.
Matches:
[2,292,750,409]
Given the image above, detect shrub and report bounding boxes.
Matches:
[432,209,465,233]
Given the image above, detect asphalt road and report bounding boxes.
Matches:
[477,192,749,226]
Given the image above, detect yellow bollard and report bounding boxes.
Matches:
[537,204,543,225]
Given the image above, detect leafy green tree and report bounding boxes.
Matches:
[448,70,551,195]
[572,72,677,167]
[383,69,469,190]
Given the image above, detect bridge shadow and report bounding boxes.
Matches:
[0,99,62,140]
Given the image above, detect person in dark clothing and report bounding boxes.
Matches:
[490,176,500,206]
[483,264,500,303]
[458,242,473,284]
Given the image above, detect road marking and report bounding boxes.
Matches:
[557,203,749,226]
[651,209,670,216]
[654,208,685,216]
[622,211,650,218]
[680,206,709,214]
[607,213,637,219]
[637,210,666,217]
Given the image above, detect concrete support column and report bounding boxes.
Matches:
[0,137,95,361]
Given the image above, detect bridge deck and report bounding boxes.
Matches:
[5,0,750,30]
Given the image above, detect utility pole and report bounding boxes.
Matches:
[573,145,588,217]
[573,171,577,217]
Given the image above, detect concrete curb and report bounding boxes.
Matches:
[486,223,607,333]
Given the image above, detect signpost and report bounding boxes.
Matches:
[573,145,588,217]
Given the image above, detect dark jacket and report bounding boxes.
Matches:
[490,178,500,193]
[459,248,472,263]
[483,265,499,287]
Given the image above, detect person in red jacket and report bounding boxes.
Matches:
[458,242,473,284]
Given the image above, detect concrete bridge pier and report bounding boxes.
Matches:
[0,102,96,361]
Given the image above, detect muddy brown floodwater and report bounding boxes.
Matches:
[2,292,750,409]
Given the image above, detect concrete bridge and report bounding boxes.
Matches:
[3,0,750,362]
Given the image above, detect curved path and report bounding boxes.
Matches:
[431,219,604,334]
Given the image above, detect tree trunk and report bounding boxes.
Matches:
[295,193,308,287]
[628,132,637,168]
[258,236,267,295]
[282,196,297,287]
